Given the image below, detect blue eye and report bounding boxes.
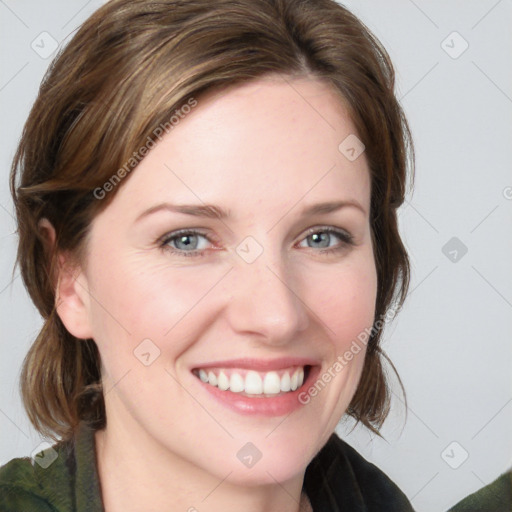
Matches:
[298,227,354,253]
[160,229,212,257]
[159,226,354,258]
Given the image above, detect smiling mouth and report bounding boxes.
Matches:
[192,365,311,397]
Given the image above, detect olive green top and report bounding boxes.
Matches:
[447,469,512,512]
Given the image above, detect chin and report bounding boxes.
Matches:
[218,432,315,487]
[224,459,305,487]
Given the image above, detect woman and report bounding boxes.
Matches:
[0,0,415,510]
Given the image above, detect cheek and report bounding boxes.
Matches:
[313,256,378,351]
[86,253,224,356]
[294,253,377,433]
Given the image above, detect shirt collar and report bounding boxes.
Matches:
[74,422,104,512]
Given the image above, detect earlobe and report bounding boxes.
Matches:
[39,217,94,340]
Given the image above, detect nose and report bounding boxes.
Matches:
[224,249,310,346]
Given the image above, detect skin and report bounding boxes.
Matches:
[49,74,377,512]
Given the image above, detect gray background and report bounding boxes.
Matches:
[1,1,511,511]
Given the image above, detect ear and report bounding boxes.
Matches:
[38,218,94,340]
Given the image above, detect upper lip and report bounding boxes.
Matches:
[192,357,319,372]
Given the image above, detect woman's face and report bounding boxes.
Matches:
[67,75,377,485]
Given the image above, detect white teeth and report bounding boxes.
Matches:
[289,368,304,391]
[298,367,304,387]
[263,371,281,394]
[218,371,229,391]
[196,367,307,396]
[229,373,244,393]
[245,371,263,395]
[290,370,299,391]
[280,372,291,392]
[208,371,217,386]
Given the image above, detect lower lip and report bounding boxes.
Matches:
[193,366,320,417]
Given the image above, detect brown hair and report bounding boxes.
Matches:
[10,0,413,442]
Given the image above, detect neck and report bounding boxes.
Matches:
[94,414,308,512]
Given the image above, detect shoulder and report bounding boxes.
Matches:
[334,435,414,509]
[0,440,74,512]
[304,433,415,511]
[447,469,512,511]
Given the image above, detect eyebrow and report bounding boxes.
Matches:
[135,199,366,222]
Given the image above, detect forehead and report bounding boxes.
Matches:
[102,76,370,222]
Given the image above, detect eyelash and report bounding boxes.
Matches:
[158,226,355,258]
